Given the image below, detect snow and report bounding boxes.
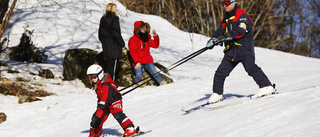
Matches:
[1,0,320,137]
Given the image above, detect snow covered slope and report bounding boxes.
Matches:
[1,0,320,137]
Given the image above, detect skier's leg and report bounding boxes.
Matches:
[89,111,110,137]
[110,100,136,136]
[241,56,274,98]
[241,56,271,88]
[213,58,238,95]
[209,58,238,103]
[110,100,134,130]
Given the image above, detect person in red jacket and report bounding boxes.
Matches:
[87,64,136,137]
[128,21,167,86]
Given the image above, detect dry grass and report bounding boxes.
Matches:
[0,78,54,103]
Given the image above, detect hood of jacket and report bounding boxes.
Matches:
[133,21,150,36]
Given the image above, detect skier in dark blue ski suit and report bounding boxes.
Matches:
[206,0,274,103]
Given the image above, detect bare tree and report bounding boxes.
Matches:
[0,0,9,24]
[0,0,17,40]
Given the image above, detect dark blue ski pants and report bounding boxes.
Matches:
[213,56,272,95]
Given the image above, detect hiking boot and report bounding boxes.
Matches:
[159,81,167,86]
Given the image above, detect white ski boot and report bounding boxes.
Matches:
[207,93,223,104]
[251,85,276,99]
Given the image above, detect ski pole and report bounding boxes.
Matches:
[119,47,208,92]
[120,38,229,95]
[121,77,152,96]
[120,48,208,95]
[169,47,208,68]
[168,47,209,71]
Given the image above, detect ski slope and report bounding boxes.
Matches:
[1,0,320,137]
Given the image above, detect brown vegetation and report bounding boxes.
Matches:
[0,78,54,103]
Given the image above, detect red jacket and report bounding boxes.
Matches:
[94,74,122,117]
[128,21,159,66]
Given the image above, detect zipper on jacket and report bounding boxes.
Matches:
[228,50,232,57]
[232,46,237,62]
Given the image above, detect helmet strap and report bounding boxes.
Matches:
[97,69,103,80]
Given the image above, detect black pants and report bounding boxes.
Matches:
[102,59,118,81]
[213,56,272,95]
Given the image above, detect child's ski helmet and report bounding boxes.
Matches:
[87,64,104,80]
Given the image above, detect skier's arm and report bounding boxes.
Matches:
[206,24,224,48]
[228,14,252,39]
[212,23,224,39]
[94,84,111,117]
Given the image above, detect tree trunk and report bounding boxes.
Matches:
[0,0,9,24]
[0,0,17,40]
[267,0,276,49]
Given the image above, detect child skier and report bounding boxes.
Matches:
[87,64,136,137]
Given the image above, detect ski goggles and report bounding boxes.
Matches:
[220,0,233,7]
[89,74,98,79]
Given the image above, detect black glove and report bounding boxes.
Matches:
[224,32,232,39]
[218,33,233,41]
[90,113,102,128]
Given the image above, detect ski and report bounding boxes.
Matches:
[181,102,210,115]
[201,102,240,111]
[181,94,246,115]
[251,89,279,99]
[183,88,279,114]
[122,127,152,137]
[202,91,280,111]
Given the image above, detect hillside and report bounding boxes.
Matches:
[1,1,320,137]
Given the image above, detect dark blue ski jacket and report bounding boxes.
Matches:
[212,4,254,62]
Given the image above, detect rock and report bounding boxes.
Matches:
[62,48,173,88]
[18,96,41,104]
[62,48,98,88]
[0,112,7,124]
[38,69,54,78]
[115,48,173,87]
[114,49,135,87]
